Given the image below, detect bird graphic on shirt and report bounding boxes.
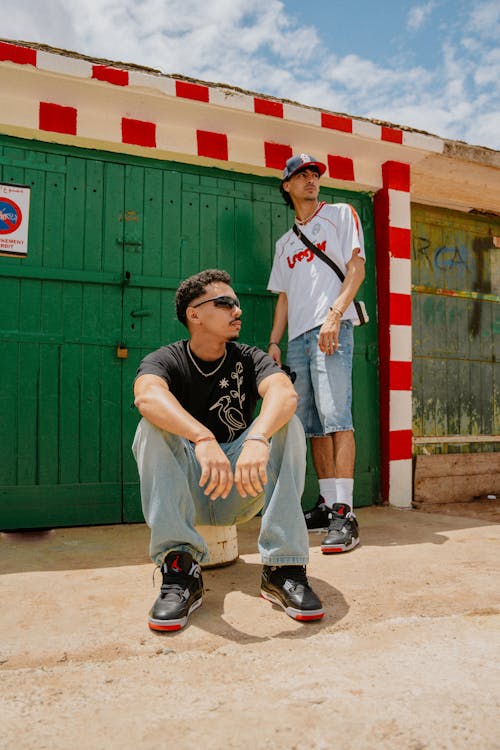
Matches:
[209,394,246,441]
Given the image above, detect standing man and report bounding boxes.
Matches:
[133,269,323,631]
[267,154,366,554]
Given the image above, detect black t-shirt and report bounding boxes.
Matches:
[135,340,281,442]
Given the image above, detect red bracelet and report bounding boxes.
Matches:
[194,435,216,445]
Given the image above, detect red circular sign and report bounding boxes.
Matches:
[0,198,23,234]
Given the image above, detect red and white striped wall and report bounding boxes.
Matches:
[374,162,412,507]
[0,40,445,507]
[0,40,443,189]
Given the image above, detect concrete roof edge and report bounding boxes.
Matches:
[1,37,498,165]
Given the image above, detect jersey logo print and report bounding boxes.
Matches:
[209,362,246,440]
[287,240,326,269]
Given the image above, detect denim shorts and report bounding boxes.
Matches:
[286,322,354,437]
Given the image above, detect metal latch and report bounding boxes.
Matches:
[130,309,152,318]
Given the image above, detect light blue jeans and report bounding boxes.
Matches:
[286,321,354,437]
[132,415,309,566]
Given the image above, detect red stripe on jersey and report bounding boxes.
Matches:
[349,205,361,234]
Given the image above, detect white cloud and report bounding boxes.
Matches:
[407,2,435,31]
[0,0,499,149]
[469,0,500,38]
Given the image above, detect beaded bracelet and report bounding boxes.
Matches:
[329,306,344,317]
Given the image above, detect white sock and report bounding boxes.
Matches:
[319,478,337,508]
[335,478,354,512]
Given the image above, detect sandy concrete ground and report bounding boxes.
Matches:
[1,506,499,750]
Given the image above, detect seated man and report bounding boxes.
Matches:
[133,269,323,631]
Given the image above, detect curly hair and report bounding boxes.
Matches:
[280,182,294,208]
[175,269,232,327]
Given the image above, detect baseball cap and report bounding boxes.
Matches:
[282,153,327,181]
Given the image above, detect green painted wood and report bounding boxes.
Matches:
[0,134,379,529]
[0,484,122,528]
[0,137,125,529]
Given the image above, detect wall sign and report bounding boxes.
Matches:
[0,184,31,257]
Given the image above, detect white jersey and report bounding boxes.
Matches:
[267,202,365,341]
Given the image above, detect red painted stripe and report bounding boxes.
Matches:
[175,80,209,102]
[264,142,292,170]
[122,118,156,147]
[321,113,352,132]
[254,98,284,118]
[0,41,37,66]
[390,293,412,325]
[389,361,412,391]
[382,161,410,191]
[348,205,361,235]
[382,127,403,144]
[197,130,228,160]
[39,102,77,135]
[389,226,411,259]
[389,429,413,461]
[92,65,129,86]
[327,155,355,181]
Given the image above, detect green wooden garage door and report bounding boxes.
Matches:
[0,135,379,529]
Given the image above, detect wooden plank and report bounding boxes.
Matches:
[17,341,39,485]
[142,167,163,277]
[416,453,500,477]
[414,435,500,444]
[217,194,235,277]
[234,197,258,287]
[38,342,60,485]
[199,192,217,270]
[83,159,104,271]
[102,162,125,274]
[59,343,81,485]
[414,453,500,504]
[180,190,200,278]
[162,170,182,280]
[0,342,19,485]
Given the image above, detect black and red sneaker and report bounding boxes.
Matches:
[304,495,330,532]
[321,503,359,554]
[148,551,203,632]
[260,565,324,621]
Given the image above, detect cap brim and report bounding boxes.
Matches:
[284,160,327,180]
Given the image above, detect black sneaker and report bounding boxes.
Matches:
[321,503,360,554]
[148,551,203,632]
[304,495,330,532]
[260,565,324,621]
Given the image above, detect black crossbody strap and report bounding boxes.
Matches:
[293,223,345,282]
[292,223,367,325]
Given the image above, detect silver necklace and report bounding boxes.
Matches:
[295,203,320,225]
[187,343,227,378]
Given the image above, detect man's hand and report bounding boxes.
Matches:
[195,441,234,500]
[318,310,341,354]
[234,440,269,497]
[267,342,282,365]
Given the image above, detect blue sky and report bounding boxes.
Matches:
[2,0,499,149]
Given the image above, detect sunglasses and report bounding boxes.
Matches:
[191,295,241,310]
